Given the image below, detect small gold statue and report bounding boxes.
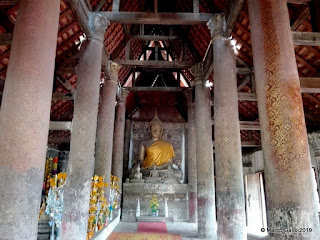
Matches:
[139,111,175,170]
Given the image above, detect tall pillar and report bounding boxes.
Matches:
[0,1,60,239]
[248,1,320,239]
[185,89,198,223]
[94,61,121,194]
[191,63,217,239]
[60,13,109,240]
[123,119,132,174]
[112,89,129,186]
[208,14,246,240]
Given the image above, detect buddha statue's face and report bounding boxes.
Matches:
[150,123,162,140]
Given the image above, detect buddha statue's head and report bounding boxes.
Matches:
[149,111,163,141]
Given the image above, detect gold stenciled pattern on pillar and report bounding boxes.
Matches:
[259,0,309,180]
[214,40,241,189]
[215,99,239,188]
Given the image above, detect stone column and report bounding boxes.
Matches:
[0,1,60,239]
[123,119,132,175]
[94,61,121,194]
[208,14,246,240]
[308,132,320,201]
[112,89,129,186]
[248,1,320,239]
[60,13,109,240]
[191,63,217,239]
[185,89,198,223]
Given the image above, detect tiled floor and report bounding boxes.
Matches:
[114,222,269,240]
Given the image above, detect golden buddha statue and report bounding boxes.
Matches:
[139,112,175,170]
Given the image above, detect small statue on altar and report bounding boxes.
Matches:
[166,165,174,179]
[150,165,160,178]
[130,164,145,183]
[139,111,175,170]
[145,164,162,183]
[163,164,180,183]
[134,164,143,179]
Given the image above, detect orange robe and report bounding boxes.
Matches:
[142,140,175,168]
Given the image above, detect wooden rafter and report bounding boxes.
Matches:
[0,0,18,6]
[300,77,320,93]
[49,121,72,131]
[213,140,261,147]
[287,0,311,3]
[291,6,310,31]
[237,75,251,91]
[0,33,12,46]
[292,32,320,46]
[94,0,107,11]
[97,12,214,25]
[131,35,180,41]
[225,0,246,37]
[113,59,195,68]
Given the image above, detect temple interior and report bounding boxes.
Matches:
[1,0,320,240]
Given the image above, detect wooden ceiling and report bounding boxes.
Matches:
[0,0,319,147]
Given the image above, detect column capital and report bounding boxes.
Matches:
[109,61,122,82]
[89,12,110,42]
[190,62,204,85]
[190,62,204,77]
[118,88,129,103]
[207,13,226,41]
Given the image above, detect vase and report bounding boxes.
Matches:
[156,210,159,217]
[152,211,156,217]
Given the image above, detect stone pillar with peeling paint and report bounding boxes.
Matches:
[248,1,320,239]
[191,63,217,239]
[60,13,109,240]
[112,89,129,186]
[208,14,246,240]
[185,89,198,223]
[94,61,121,196]
[0,1,60,239]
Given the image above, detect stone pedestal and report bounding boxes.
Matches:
[136,216,173,222]
[248,0,320,239]
[122,183,188,222]
[0,1,60,239]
